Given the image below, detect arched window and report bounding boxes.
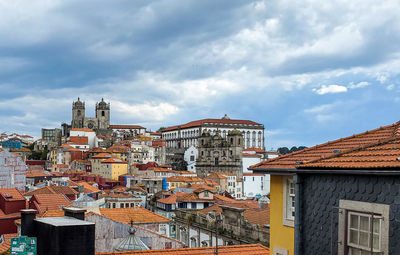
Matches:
[77,110,81,116]
[190,237,197,248]
[102,111,105,117]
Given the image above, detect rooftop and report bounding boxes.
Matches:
[99,207,171,224]
[35,216,94,226]
[251,121,400,171]
[163,118,263,132]
[95,244,269,255]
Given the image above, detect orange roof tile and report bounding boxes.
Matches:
[99,208,171,224]
[157,194,177,204]
[91,153,114,159]
[69,136,89,145]
[96,244,269,255]
[32,194,72,214]
[38,209,65,218]
[243,147,265,153]
[25,186,78,196]
[252,121,400,171]
[0,233,18,253]
[77,181,101,193]
[110,125,145,129]
[70,128,95,132]
[163,119,262,132]
[0,188,26,201]
[299,137,400,169]
[101,158,127,164]
[244,206,270,226]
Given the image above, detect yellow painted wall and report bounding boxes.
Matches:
[270,175,294,254]
[111,163,128,180]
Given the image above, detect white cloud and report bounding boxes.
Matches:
[112,101,179,122]
[348,81,370,89]
[312,84,348,95]
[387,84,395,90]
[304,104,333,113]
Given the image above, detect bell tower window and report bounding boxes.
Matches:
[77,110,81,116]
[102,111,105,117]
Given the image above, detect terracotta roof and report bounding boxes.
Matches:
[163,118,262,132]
[69,136,88,145]
[0,188,26,201]
[197,204,222,216]
[99,207,171,224]
[92,153,114,159]
[65,148,83,152]
[243,147,265,153]
[25,186,78,196]
[299,137,400,169]
[129,186,147,193]
[38,209,65,217]
[157,194,177,204]
[88,147,106,153]
[243,173,264,176]
[31,194,72,214]
[112,186,128,192]
[96,244,269,255]
[243,205,270,226]
[106,145,130,153]
[77,181,101,193]
[70,128,95,132]
[110,125,145,129]
[0,233,18,253]
[252,121,400,171]
[242,153,262,157]
[213,194,236,202]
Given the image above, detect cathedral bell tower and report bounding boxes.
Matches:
[96,98,110,130]
[72,97,85,128]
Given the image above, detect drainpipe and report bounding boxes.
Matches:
[294,174,302,255]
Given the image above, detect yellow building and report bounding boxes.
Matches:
[100,158,128,180]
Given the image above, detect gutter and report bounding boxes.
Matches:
[294,174,302,255]
[249,167,400,176]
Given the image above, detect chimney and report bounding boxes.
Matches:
[63,207,86,220]
[20,209,38,237]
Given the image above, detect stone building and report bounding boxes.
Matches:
[196,130,243,178]
[62,98,111,137]
[0,149,26,191]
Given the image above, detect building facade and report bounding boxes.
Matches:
[196,130,243,178]
[0,150,26,191]
[162,115,264,150]
[67,98,111,136]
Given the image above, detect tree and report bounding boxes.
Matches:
[278,146,307,155]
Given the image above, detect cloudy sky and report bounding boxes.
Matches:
[1,0,400,149]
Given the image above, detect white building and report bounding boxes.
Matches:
[183,145,198,172]
[69,128,97,148]
[243,173,269,197]
[161,115,265,150]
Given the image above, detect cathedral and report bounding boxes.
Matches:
[70,98,111,135]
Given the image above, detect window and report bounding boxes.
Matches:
[215,157,219,166]
[204,191,209,197]
[338,200,389,255]
[121,203,124,208]
[191,202,197,209]
[102,111,105,116]
[253,177,255,181]
[190,155,195,161]
[283,176,295,227]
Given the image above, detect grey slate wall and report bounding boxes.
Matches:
[299,174,400,254]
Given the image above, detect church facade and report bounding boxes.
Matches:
[67,98,111,135]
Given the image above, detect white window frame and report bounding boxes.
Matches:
[273,247,288,255]
[338,200,389,255]
[282,176,295,227]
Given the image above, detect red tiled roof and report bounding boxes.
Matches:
[157,194,177,204]
[243,147,265,153]
[101,158,127,164]
[77,181,101,193]
[70,128,95,132]
[31,194,72,214]
[0,233,18,253]
[0,188,26,201]
[92,153,114,159]
[106,145,130,153]
[25,186,78,196]
[242,153,262,157]
[252,121,400,171]
[96,244,269,255]
[70,136,88,145]
[299,137,400,169]
[244,205,270,226]
[243,173,264,176]
[110,125,145,129]
[99,207,171,224]
[163,118,263,132]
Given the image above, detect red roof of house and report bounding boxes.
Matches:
[0,188,26,201]
[99,207,171,224]
[70,136,89,145]
[96,244,269,255]
[110,125,145,129]
[31,194,72,214]
[243,147,265,153]
[92,153,114,159]
[299,137,400,169]
[70,128,95,132]
[163,118,262,132]
[252,121,400,171]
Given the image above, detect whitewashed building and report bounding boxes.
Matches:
[183,146,198,172]
[243,173,269,197]
[161,115,265,150]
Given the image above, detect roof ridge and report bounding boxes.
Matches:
[299,136,400,167]
[252,120,399,168]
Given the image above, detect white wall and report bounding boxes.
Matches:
[242,156,262,173]
[243,174,270,197]
[70,130,97,148]
[184,146,198,172]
